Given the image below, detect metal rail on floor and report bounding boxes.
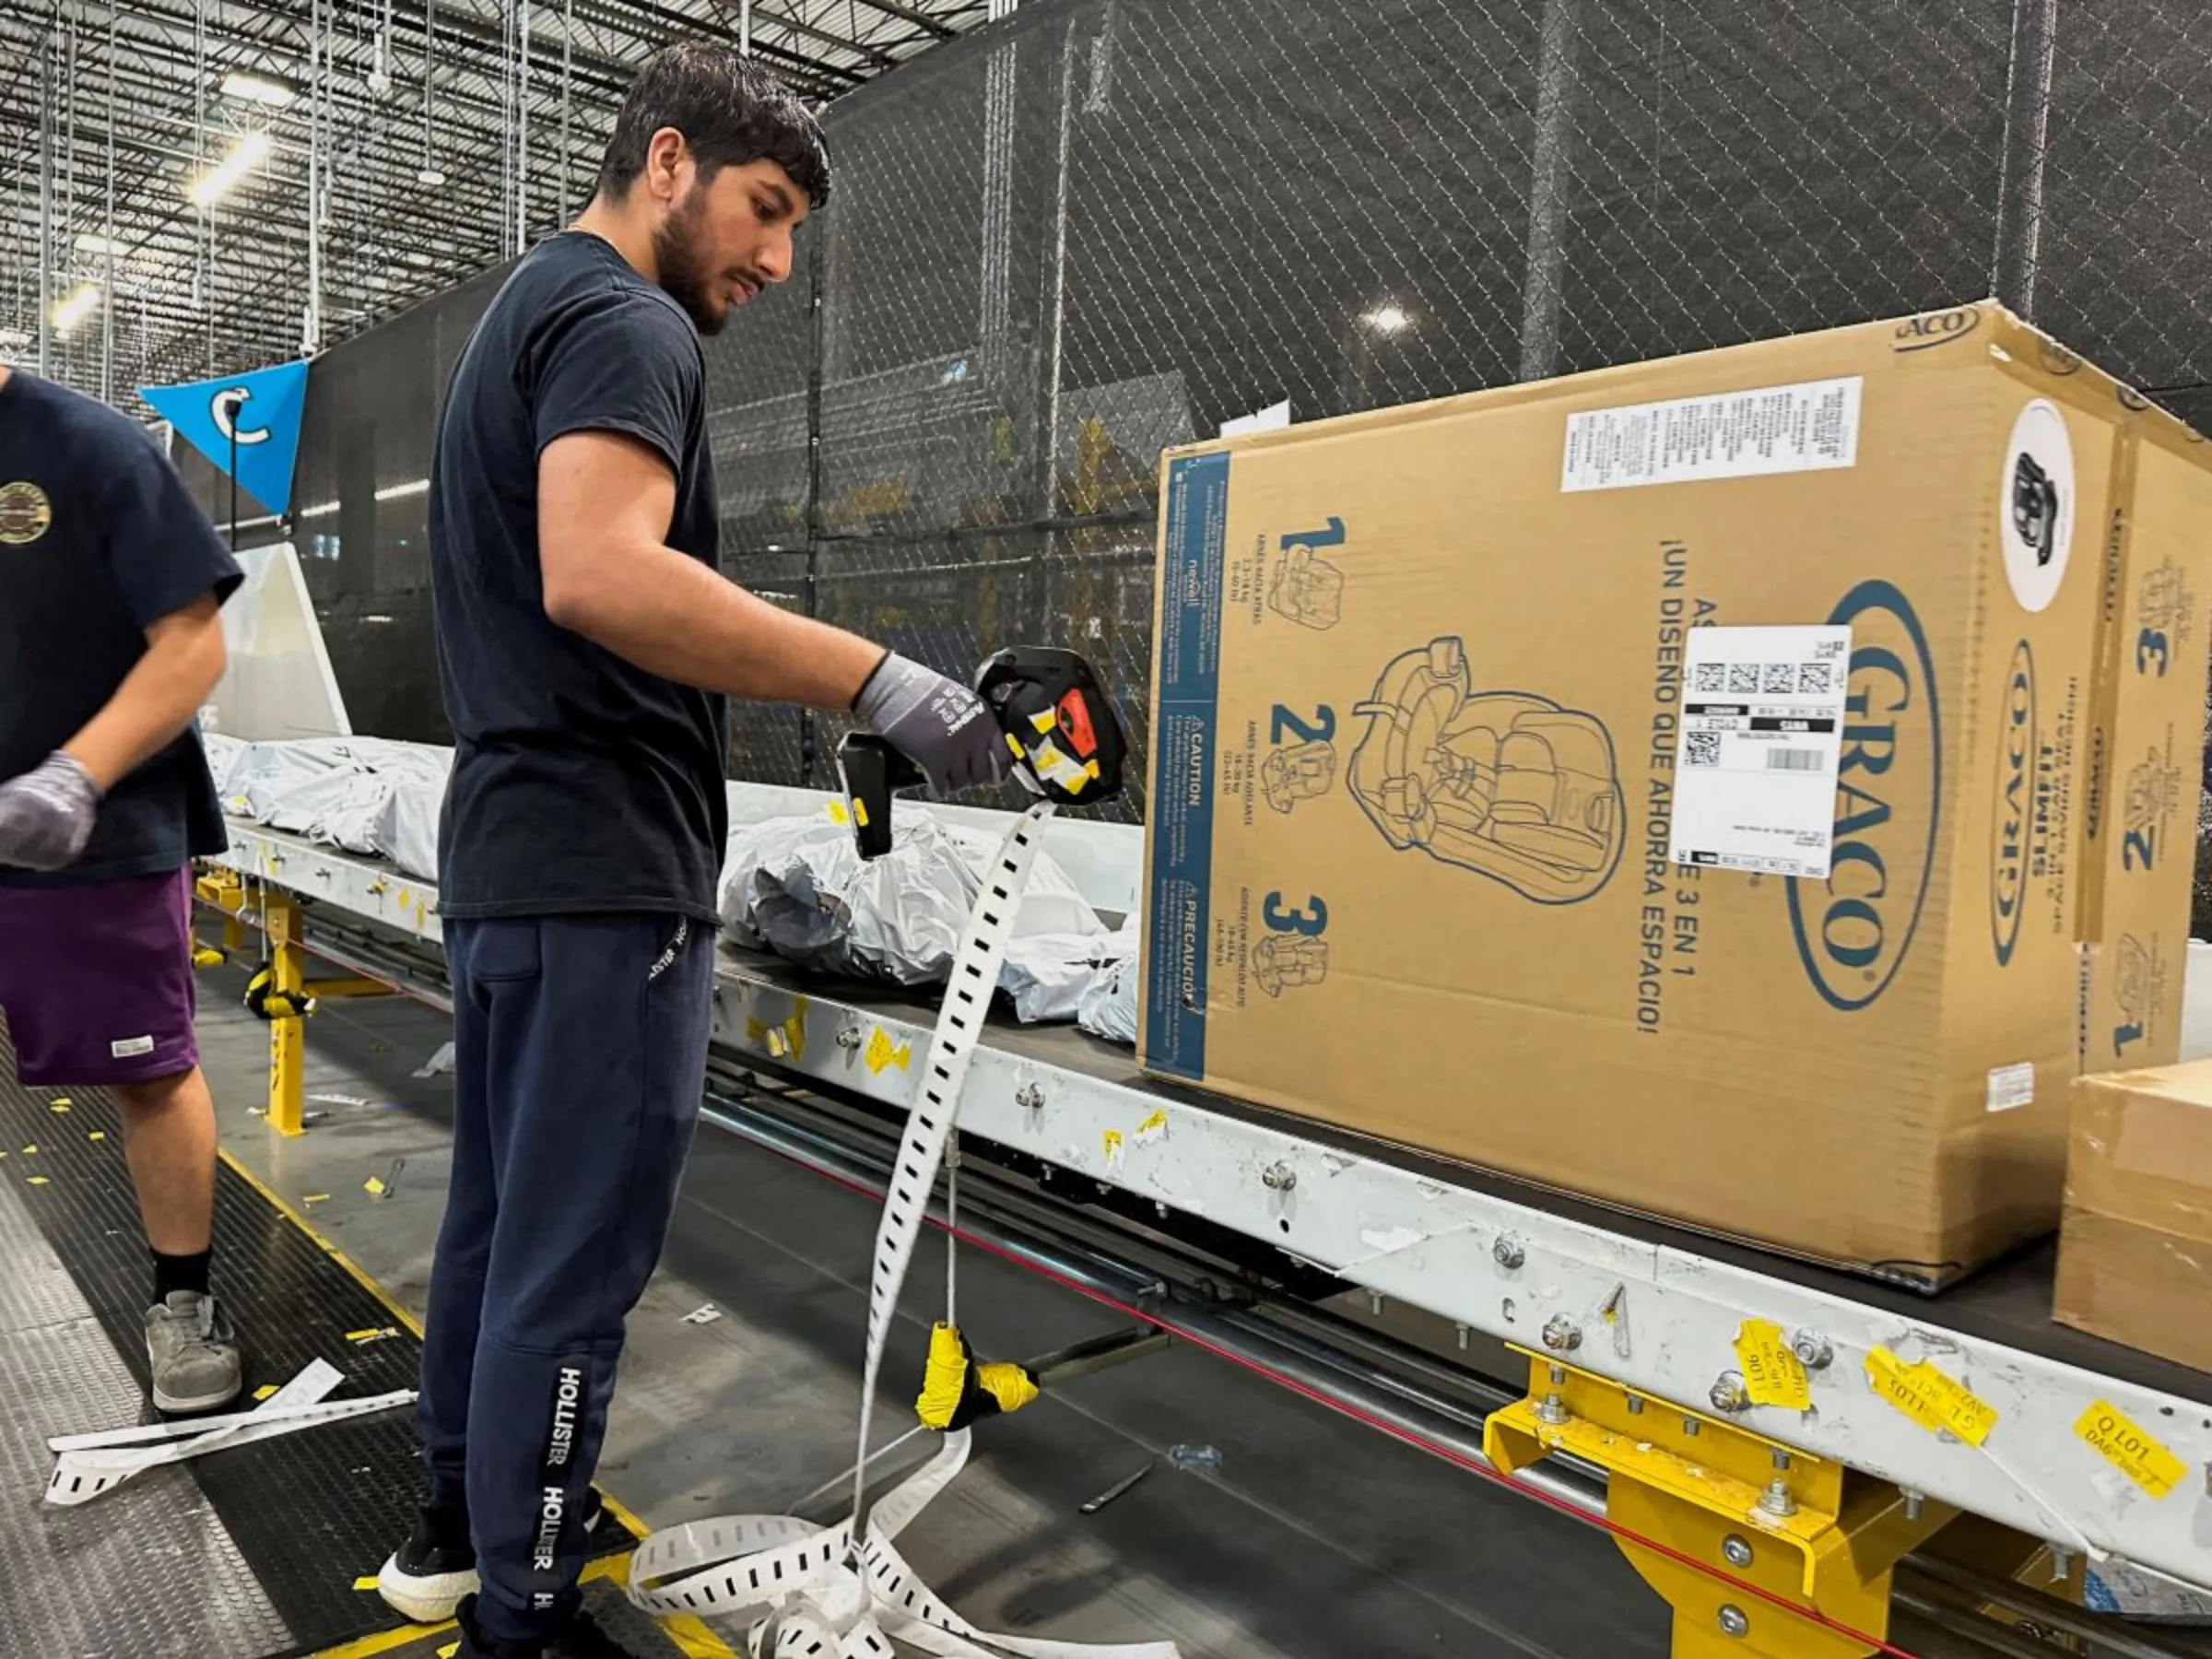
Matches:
[194,818,2212,1659]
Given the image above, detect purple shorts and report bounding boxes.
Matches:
[0,866,199,1088]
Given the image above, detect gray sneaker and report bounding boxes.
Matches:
[146,1290,243,1413]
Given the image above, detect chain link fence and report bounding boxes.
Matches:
[182,0,2212,835]
[707,0,2212,822]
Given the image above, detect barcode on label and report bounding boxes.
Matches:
[1765,748,1825,772]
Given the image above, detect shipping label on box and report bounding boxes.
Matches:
[1139,304,2182,1277]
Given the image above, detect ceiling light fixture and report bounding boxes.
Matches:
[188,130,274,209]
[53,284,102,335]
[222,70,298,108]
[417,166,448,187]
[76,232,128,258]
[1363,304,1412,335]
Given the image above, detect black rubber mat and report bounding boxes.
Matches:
[0,1045,646,1659]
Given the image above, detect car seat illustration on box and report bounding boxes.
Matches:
[1347,635,1624,904]
[1251,935,1329,997]
[1262,739,1336,813]
[1269,546,1345,629]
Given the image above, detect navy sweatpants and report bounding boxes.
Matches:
[416,911,715,1640]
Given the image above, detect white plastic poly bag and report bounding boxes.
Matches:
[1076,918,1141,1045]
[720,811,1106,996]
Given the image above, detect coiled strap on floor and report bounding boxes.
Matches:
[625,803,1178,1657]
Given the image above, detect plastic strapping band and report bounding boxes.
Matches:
[625,803,1178,1657]
[44,1358,414,1507]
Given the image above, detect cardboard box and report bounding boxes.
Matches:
[2054,1060,2212,1373]
[1140,301,2212,1285]
[2077,434,2212,1073]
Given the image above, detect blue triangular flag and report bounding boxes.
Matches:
[140,360,311,518]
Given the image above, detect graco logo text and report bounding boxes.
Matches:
[1989,642,2034,966]
[1786,582,1943,1010]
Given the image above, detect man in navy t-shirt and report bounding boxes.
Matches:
[0,366,246,1415]
[374,41,1009,1655]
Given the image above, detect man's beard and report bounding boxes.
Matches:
[652,185,725,336]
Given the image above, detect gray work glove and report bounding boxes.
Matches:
[853,653,1013,796]
[0,752,102,872]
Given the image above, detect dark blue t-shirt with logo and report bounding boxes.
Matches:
[0,371,242,888]
[428,230,727,925]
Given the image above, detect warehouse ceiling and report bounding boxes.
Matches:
[0,0,988,406]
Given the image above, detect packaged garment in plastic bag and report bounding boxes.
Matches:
[1076,918,1140,1045]
[1001,928,1135,1025]
[719,812,1104,995]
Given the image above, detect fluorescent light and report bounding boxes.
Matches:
[293,480,428,520]
[76,232,128,258]
[417,166,448,187]
[53,284,102,335]
[1363,304,1412,335]
[188,130,274,208]
[222,70,297,108]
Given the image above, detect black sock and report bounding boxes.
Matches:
[153,1248,212,1302]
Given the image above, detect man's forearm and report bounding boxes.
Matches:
[547,536,888,709]
[64,598,227,792]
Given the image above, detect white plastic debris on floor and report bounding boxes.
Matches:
[718,811,1128,1023]
[202,733,452,882]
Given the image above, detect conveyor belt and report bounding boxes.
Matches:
[714,944,2212,1407]
[205,819,2212,1596]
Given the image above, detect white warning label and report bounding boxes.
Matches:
[1561,376,1863,492]
[1672,625,1853,879]
[1986,1062,2037,1113]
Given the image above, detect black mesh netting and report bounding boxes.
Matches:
[173,0,2212,848]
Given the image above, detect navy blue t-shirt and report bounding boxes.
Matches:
[429,230,727,924]
[0,371,241,888]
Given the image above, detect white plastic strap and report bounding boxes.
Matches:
[45,1358,414,1507]
[627,804,1178,1657]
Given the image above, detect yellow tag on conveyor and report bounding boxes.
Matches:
[1865,1347,1997,1446]
[2076,1400,2188,1499]
[864,1028,912,1075]
[1734,1319,1811,1410]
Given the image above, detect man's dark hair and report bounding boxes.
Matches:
[596,41,831,210]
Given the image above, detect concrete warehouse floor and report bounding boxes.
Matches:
[193,965,1672,1659]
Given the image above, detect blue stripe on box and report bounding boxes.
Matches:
[1144,452,1230,1079]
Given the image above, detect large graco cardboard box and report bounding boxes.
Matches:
[1139,301,2212,1286]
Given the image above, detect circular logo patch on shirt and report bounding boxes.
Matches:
[0,480,52,546]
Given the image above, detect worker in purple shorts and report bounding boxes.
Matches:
[0,363,246,1414]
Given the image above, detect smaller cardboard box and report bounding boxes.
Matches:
[2053,1060,2212,1373]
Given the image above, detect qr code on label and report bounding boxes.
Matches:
[1685,732,1723,768]
[1798,662,1834,695]
[1694,663,1724,693]
[1763,663,1794,694]
[1728,665,1759,694]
